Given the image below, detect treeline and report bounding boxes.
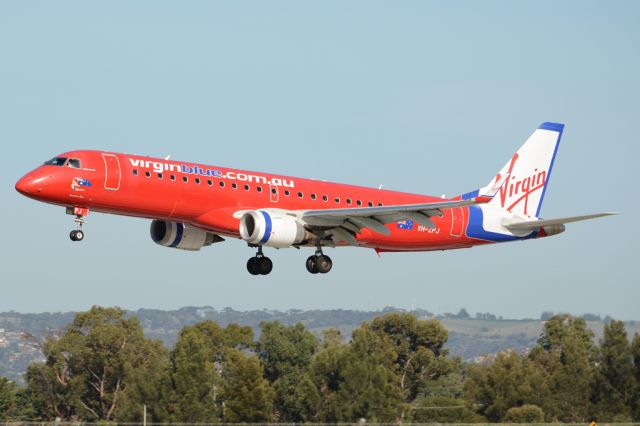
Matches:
[0,307,639,423]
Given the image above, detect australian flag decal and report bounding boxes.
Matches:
[397,220,414,231]
[71,177,93,192]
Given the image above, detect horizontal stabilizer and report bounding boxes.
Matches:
[504,212,619,230]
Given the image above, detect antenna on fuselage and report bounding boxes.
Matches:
[164,155,171,160]
[378,184,383,190]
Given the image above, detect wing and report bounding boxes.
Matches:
[301,180,506,246]
[302,199,485,246]
[504,212,619,231]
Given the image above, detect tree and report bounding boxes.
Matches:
[629,333,640,420]
[164,320,274,423]
[221,349,274,422]
[0,378,33,421]
[422,369,465,400]
[166,320,253,422]
[0,377,17,420]
[114,339,170,422]
[503,404,545,422]
[410,396,479,422]
[297,325,404,422]
[294,337,345,422]
[547,330,593,421]
[367,313,455,402]
[333,327,404,422]
[535,314,594,352]
[25,306,164,421]
[591,320,634,420]
[464,351,544,421]
[256,321,318,421]
[529,315,595,422]
[455,308,471,319]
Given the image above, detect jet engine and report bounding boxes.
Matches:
[239,210,308,248]
[150,220,222,251]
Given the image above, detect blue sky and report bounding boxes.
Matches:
[1,1,638,319]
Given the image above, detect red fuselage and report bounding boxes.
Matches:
[16,150,484,251]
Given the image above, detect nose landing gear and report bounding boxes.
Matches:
[306,248,332,274]
[247,245,273,275]
[70,228,84,242]
[67,207,89,242]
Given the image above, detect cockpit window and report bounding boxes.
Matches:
[67,159,81,168]
[43,157,82,168]
[44,157,68,166]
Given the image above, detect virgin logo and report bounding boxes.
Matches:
[496,154,547,215]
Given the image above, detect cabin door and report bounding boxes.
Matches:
[102,153,121,190]
[450,207,465,237]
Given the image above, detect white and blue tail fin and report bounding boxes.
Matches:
[479,122,564,218]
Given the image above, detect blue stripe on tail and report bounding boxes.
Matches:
[535,122,564,217]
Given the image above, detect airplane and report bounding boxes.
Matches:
[15,122,616,275]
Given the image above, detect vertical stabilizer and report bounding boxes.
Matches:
[481,122,563,218]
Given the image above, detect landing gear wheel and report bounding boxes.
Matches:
[69,230,84,241]
[257,257,273,275]
[247,257,260,275]
[306,256,319,274]
[306,248,333,274]
[68,209,88,242]
[247,245,273,276]
[316,255,332,274]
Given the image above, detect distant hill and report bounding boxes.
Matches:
[1,306,638,383]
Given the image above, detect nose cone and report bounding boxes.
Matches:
[15,176,36,195]
[15,173,53,196]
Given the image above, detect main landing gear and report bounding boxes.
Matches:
[245,245,333,276]
[67,207,89,242]
[247,246,273,276]
[306,248,332,274]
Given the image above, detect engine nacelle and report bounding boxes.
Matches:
[150,220,220,251]
[239,210,307,248]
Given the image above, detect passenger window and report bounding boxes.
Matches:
[183,176,188,183]
[232,183,237,189]
[368,201,373,207]
[207,180,213,186]
[322,195,328,202]
[145,171,151,178]
[220,181,225,188]
[284,190,290,196]
[195,178,200,184]
[257,186,262,193]
[357,200,362,206]
[334,197,340,203]
[133,169,138,176]
[311,194,317,200]
[298,192,303,198]
[346,198,352,205]
[378,202,383,206]
[170,175,176,181]
[157,173,163,179]
[244,184,250,191]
